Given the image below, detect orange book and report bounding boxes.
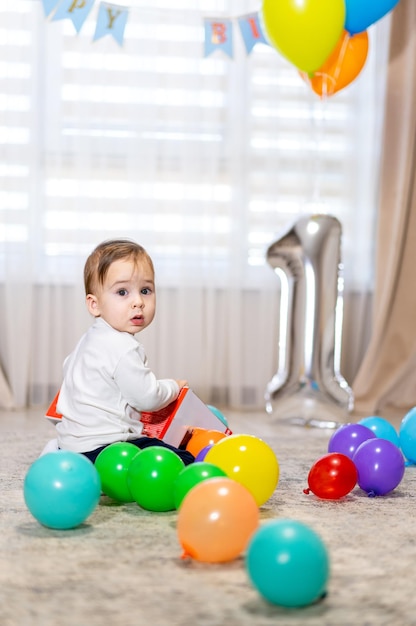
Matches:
[45,387,231,448]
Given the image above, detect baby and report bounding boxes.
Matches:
[54,238,194,465]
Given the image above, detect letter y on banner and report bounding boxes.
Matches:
[204,18,233,58]
[52,0,95,33]
[93,2,129,45]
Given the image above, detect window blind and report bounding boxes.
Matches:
[1,1,390,289]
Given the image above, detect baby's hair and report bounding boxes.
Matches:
[84,239,154,295]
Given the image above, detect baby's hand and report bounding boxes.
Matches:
[176,379,188,390]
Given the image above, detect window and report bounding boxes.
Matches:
[1,0,390,289]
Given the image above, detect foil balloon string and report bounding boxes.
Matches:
[264,214,353,428]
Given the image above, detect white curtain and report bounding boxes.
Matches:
[1,0,390,409]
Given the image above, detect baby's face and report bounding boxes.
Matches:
[86,258,156,335]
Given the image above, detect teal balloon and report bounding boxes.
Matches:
[246,519,329,608]
[358,416,400,447]
[400,407,416,464]
[173,462,227,509]
[24,451,101,529]
[207,405,229,427]
[95,442,141,502]
[127,446,185,511]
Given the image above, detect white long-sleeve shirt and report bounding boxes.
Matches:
[56,317,179,453]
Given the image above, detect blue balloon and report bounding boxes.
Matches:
[246,519,329,608]
[207,405,229,427]
[358,416,400,447]
[399,407,416,463]
[24,451,101,529]
[353,439,405,497]
[328,423,376,459]
[345,0,400,35]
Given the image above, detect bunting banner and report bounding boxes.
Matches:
[93,2,129,46]
[204,18,233,59]
[38,2,269,55]
[237,13,269,54]
[41,0,61,17]
[52,0,95,33]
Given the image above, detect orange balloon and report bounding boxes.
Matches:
[177,477,259,563]
[186,429,226,456]
[302,29,369,97]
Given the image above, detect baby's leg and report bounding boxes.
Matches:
[129,437,195,465]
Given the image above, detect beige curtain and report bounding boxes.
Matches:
[353,0,416,414]
[0,367,14,409]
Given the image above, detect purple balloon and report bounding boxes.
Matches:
[328,423,377,459]
[194,444,213,462]
[353,438,405,497]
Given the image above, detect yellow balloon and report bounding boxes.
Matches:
[261,0,346,74]
[205,434,279,506]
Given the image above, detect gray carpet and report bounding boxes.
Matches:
[1,407,415,626]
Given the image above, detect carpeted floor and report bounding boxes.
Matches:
[1,405,415,626]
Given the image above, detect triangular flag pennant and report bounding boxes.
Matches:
[238,12,269,54]
[204,18,233,58]
[51,0,95,34]
[93,2,129,46]
[41,0,62,17]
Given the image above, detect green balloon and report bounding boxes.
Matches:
[173,462,227,509]
[95,442,141,502]
[127,446,185,512]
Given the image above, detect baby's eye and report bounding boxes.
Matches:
[117,289,128,296]
[141,288,151,295]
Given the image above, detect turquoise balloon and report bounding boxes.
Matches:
[207,405,229,427]
[127,446,185,511]
[246,519,329,608]
[95,442,141,502]
[358,416,400,447]
[400,407,416,464]
[24,451,101,529]
[173,462,227,509]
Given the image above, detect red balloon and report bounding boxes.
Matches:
[304,453,358,500]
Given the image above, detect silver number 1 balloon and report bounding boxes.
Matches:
[265,214,354,427]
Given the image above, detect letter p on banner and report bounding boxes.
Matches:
[51,0,95,33]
